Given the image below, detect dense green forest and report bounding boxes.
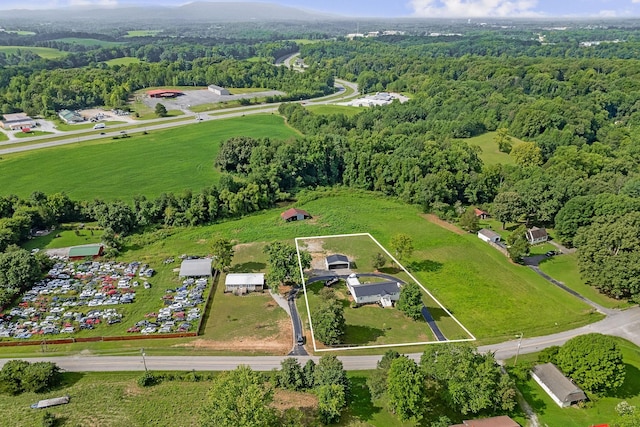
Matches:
[1,23,640,303]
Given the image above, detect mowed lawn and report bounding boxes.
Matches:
[52,38,124,47]
[305,104,363,117]
[0,114,297,200]
[105,57,142,66]
[539,253,631,310]
[462,131,528,166]
[513,338,640,427]
[0,46,66,59]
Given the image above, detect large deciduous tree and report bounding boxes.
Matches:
[556,333,625,394]
[278,358,305,391]
[201,365,276,427]
[312,298,345,345]
[387,356,427,422]
[316,384,346,425]
[390,233,414,261]
[492,192,525,229]
[396,283,424,321]
[506,225,530,264]
[575,212,640,299]
[510,141,543,167]
[421,344,516,415]
[211,237,234,273]
[263,242,311,293]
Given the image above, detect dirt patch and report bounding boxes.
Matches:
[272,389,318,411]
[124,384,144,397]
[176,318,292,354]
[420,213,466,235]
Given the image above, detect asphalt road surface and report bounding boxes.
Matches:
[0,77,359,156]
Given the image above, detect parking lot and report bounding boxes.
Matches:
[0,259,207,340]
[142,88,284,111]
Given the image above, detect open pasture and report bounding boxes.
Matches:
[53,38,123,47]
[0,46,66,59]
[0,114,297,201]
[141,190,598,344]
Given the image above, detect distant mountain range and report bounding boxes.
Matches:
[0,2,341,23]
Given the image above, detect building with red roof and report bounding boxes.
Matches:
[147,89,184,98]
[281,208,311,222]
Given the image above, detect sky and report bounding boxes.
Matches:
[1,0,640,18]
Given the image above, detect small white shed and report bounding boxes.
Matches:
[478,228,501,243]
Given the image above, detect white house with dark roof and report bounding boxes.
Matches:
[526,227,549,245]
[346,274,401,306]
[531,363,587,408]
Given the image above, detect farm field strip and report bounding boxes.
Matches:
[295,232,475,352]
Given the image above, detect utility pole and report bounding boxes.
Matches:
[514,333,524,367]
[141,348,148,372]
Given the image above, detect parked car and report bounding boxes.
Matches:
[545,251,556,257]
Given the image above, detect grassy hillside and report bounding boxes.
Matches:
[305,104,363,117]
[53,38,123,47]
[462,131,528,166]
[123,189,598,344]
[105,57,142,66]
[0,114,297,200]
[0,46,65,59]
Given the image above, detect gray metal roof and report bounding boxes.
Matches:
[349,281,400,298]
[532,363,587,403]
[478,228,501,240]
[326,254,349,265]
[179,258,212,277]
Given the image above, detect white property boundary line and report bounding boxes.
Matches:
[294,232,476,352]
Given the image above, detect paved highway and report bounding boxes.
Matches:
[0,74,358,156]
[2,306,639,371]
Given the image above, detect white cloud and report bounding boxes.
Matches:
[69,0,118,6]
[409,0,541,18]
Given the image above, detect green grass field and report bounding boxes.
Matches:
[539,253,631,310]
[0,189,602,358]
[228,87,271,94]
[0,371,211,427]
[0,114,297,201]
[22,226,104,251]
[463,131,527,166]
[13,130,52,138]
[0,132,9,142]
[512,337,640,427]
[124,30,162,37]
[105,57,142,66]
[53,38,123,47]
[131,189,598,344]
[4,30,36,35]
[0,46,66,59]
[306,104,363,117]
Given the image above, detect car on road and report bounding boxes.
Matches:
[296,334,305,345]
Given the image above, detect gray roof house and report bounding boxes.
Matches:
[346,274,401,307]
[526,227,548,245]
[179,258,212,277]
[531,363,587,408]
[325,254,350,270]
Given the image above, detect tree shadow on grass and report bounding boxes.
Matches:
[229,262,266,273]
[378,266,402,275]
[342,376,381,423]
[609,363,640,399]
[407,259,443,273]
[343,325,384,345]
[427,305,452,321]
[517,379,548,415]
[51,371,84,392]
